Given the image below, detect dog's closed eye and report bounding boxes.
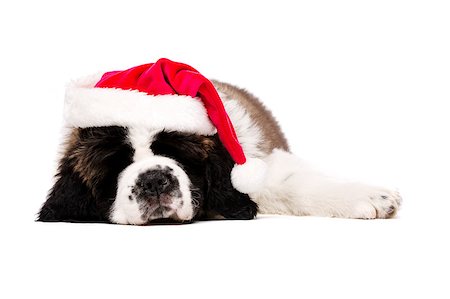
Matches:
[151,131,216,164]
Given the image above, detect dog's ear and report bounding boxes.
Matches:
[203,135,258,220]
[37,158,108,222]
[38,127,132,222]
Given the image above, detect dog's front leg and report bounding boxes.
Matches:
[252,150,402,219]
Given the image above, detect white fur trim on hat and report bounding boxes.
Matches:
[64,74,216,135]
[231,157,267,194]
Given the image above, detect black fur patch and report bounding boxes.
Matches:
[38,126,133,222]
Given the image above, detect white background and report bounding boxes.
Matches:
[1,0,449,298]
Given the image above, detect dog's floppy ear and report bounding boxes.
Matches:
[203,135,258,220]
[37,158,108,222]
[38,127,132,222]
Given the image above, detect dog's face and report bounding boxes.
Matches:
[112,129,217,224]
[38,126,257,224]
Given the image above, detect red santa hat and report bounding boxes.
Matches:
[64,58,267,194]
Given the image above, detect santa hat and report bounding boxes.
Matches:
[64,58,267,194]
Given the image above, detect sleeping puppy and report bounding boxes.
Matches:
[38,59,401,224]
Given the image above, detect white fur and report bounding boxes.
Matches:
[128,127,159,161]
[221,96,264,158]
[64,74,216,135]
[110,156,194,224]
[220,96,269,193]
[251,149,402,219]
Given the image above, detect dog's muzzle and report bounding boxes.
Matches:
[110,156,195,224]
[132,166,182,216]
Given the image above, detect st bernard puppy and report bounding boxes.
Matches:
[38,59,402,224]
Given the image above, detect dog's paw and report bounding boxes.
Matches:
[220,196,258,220]
[349,186,402,219]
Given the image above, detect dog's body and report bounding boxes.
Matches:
[38,79,401,224]
[214,81,401,219]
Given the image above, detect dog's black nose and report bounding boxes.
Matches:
[136,169,172,198]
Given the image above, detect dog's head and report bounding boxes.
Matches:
[38,59,263,224]
[38,126,257,224]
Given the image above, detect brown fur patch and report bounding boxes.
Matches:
[212,80,289,154]
[62,128,104,190]
[200,136,216,157]
[61,127,130,193]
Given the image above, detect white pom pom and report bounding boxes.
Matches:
[231,158,267,194]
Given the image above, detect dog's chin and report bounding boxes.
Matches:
[144,207,175,222]
[141,209,196,225]
[146,204,193,222]
[110,200,197,225]
[148,218,194,225]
